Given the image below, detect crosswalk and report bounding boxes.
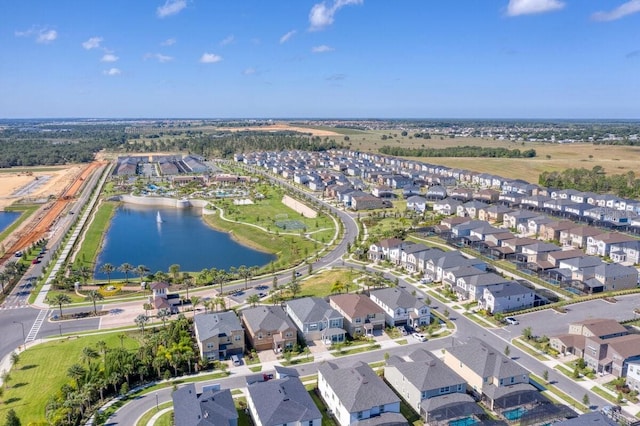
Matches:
[0,304,28,310]
[26,308,49,342]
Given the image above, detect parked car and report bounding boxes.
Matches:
[505,317,519,325]
[412,332,427,342]
[14,251,23,257]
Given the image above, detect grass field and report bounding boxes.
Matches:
[296,268,360,298]
[305,126,640,182]
[72,200,118,269]
[1,332,140,425]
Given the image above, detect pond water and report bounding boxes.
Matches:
[94,204,275,279]
[0,211,20,233]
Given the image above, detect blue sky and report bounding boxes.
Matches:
[1,0,639,119]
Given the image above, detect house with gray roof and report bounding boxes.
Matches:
[173,384,238,426]
[384,349,479,424]
[443,338,536,411]
[285,297,345,344]
[246,376,322,426]
[241,305,297,353]
[479,281,535,314]
[194,312,244,361]
[455,272,510,301]
[406,195,427,213]
[369,287,430,328]
[318,361,404,426]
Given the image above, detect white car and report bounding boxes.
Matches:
[412,332,427,342]
[505,317,519,325]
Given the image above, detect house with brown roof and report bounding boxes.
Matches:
[368,238,404,263]
[329,294,385,338]
[539,221,575,241]
[583,334,640,377]
[550,318,628,357]
[149,282,181,313]
[586,232,637,257]
[559,226,602,249]
[241,306,297,353]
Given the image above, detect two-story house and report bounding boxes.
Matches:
[318,361,405,426]
[194,312,245,361]
[369,287,430,328]
[285,297,345,344]
[241,305,297,353]
[328,294,385,338]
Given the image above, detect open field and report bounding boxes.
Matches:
[1,332,140,425]
[304,127,640,182]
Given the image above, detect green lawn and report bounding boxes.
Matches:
[1,332,140,425]
[308,388,337,426]
[155,410,173,426]
[73,200,118,269]
[296,268,360,298]
[136,401,172,426]
[331,344,381,357]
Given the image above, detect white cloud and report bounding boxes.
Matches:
[506,0,565,16]
[243,67,256,75]
[157,0,187,18]
[161,38,176,46]
[220,35,235,46]
[15,26,58,44]
[309,0,363,31]
[37,29,58,43]
[145,53,174,63]
[312,45,334,53]
[101,53,119,62]
[279,30,297,44]
[200,53,223,63]
[592,0,640,21]
[82,36,103,50]
[103,68,121,76]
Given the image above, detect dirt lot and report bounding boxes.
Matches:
[0,165,84,210]
[214,123,340,136]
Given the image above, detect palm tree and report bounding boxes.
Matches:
[331,280,345,294]
[136,264,149,287]
[48,293,72,318]
[213,270,229,295]
[157,308,171,327]
[86,290,104,315]
[96,340,108,363]
[182,273,194,301]
[237,265,250,289]
[134,314,149,336]
[99,263,115,284]
[0,272,8,294]
[247,294,260,307]
[169,264,181,283]
[119,263,134,283]
[67,363,87,389]
[191,295,202,312]
[77,265,91,285]
[81,347,99,367]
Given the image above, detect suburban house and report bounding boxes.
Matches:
[246,376,322,426]
[550,318,628,357]
[385,349,481,425]
[586,263,638,293]
[173,384,238,426]
[443,338,536,411]
[433,198,463,215]
[318,361,405,426]
[586,232,637,257]
[285,297,346,344]
[369,287,430,328]
[627,361,640,392]
[478,281,535,314]
[328,293,385,337]
[609,239,640,264]
[406,195,428,213]
[454,272,510,301]
[368,238,404,263]
[241,305,297,353]
[193,312,245,361]
[583,334,640,377]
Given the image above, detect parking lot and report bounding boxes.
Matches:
[509,293,640,337]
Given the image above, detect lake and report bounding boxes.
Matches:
[0,211,20,233]
[94,204,275,279]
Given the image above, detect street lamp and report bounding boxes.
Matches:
[13,321,25,348]
[155,392,159,410]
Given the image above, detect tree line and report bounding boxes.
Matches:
[123,131,344,158]
[378,145,536,158]
[539,166,640,198]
